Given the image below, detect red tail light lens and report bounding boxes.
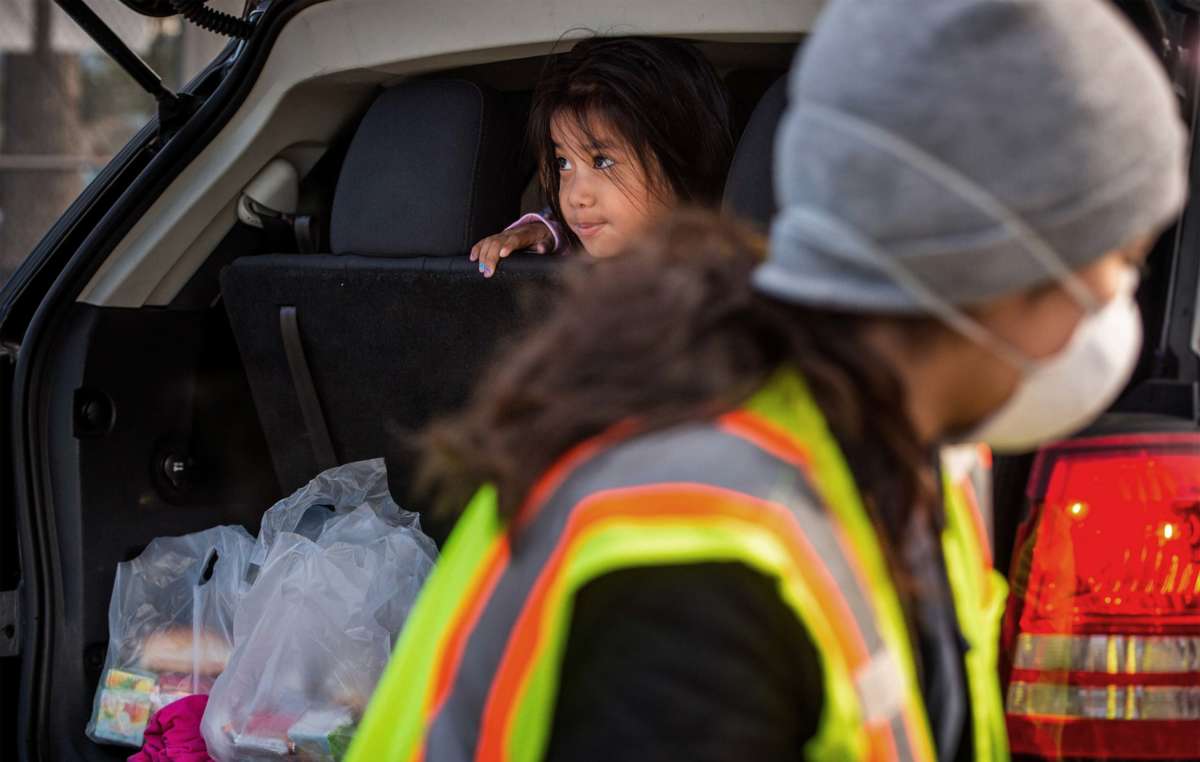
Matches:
[1003,433,1200,760]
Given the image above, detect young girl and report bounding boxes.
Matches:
[469,36,734,277]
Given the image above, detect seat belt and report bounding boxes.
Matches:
[279,306,338,472]
[293,215,316,253]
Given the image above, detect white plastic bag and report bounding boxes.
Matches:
[86,525,255,747]
[251,457,419,568]
[202,459,438,761]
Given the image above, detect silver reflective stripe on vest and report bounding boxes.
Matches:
[892,713,919,762]
[424,422,911,761]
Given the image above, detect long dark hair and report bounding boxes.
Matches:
[529,37,734,249]
[422,211,941,559]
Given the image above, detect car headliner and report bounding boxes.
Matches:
[76,0,813,309]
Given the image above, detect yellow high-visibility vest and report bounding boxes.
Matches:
[348,369,1010,761]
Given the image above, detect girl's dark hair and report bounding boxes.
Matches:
[529,37,735,249]
[422,210,941,562]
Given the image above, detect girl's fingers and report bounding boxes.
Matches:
[474,231,532,276]
[480,243,500,278]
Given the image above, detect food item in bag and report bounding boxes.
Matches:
[201,461,437,761]
[93,669,157,745]
[88,525,254,747]
[140,626,232,675]
[104,667,156,693]
[227,713,298,758]
[152,671,216,712]
[288,707,356,761]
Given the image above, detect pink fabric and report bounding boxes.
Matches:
[128,694,213,762]
[505,211,564,254]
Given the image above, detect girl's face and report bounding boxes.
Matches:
[551,113,676,258]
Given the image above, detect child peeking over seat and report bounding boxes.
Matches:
[470,36,735,276]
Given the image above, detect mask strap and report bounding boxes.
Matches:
[795,102,1101,313]
[787,205,1036,372]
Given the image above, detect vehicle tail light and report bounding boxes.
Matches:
[1002,433,1200,760]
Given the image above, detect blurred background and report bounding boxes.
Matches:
[0,0,241,290]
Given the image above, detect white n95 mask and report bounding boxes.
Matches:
[962,269,1142,453]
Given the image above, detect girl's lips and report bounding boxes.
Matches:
[574,222,606,238]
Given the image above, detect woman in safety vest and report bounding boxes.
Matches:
[349,0,1187,759]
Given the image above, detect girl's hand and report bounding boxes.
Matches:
[469,223,554,278]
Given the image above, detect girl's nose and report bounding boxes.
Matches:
[567,173,595,208]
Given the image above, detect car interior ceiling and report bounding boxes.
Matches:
[34,41,795,759]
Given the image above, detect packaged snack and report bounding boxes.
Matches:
[93,679,156,746]
[288,707,356,761]
[103,667,156,694]
[228,713,298,758]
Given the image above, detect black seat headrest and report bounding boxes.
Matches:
[722,76,788,230]
[330,79,528,257]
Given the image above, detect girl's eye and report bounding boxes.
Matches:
[593,155,615,170]
[556,156,572,171]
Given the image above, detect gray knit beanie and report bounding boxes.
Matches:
[754,0,1188,312]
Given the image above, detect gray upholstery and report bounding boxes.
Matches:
[723,76,787,230]
[221,255,558,543]
[330,79,529,257]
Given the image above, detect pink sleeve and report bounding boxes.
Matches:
[505,211,564,254]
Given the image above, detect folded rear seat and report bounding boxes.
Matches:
[221,79,554,539]
[224,72,790,544]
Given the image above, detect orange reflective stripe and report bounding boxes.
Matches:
[975,443,993,469]
[870,723,901,762]
[718,410,811,470]
[514,422,639,532]
[476,483,900,762]
[415,536,511,760]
